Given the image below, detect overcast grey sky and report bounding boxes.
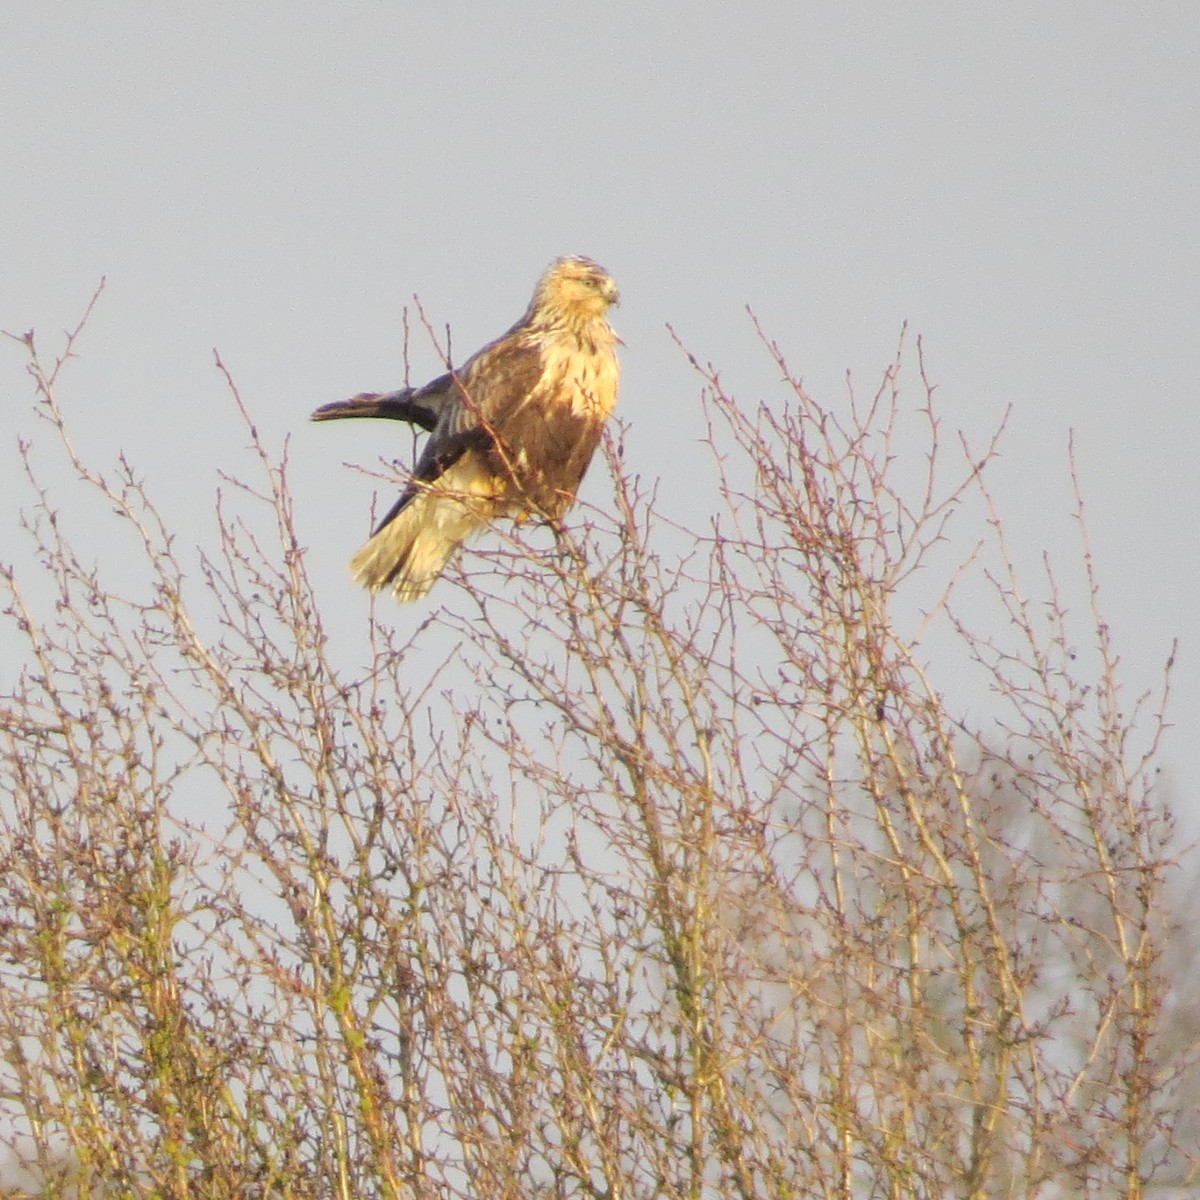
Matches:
[3,4,1197,814]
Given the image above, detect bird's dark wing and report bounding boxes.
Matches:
[310,372,457,433]
[320,337,551,534]
[370,425,493,535]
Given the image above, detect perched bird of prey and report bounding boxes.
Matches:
[312,256,621,601]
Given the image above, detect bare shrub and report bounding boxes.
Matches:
[0,294,1193,1199]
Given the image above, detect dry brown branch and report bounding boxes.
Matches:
[0,293,1194,1199]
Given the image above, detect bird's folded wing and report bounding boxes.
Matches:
[310,372,458,433]
[370,426,494,535]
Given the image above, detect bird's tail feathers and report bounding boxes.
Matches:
[350,488,490,602]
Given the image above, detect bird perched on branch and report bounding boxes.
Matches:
[312,256,621,601]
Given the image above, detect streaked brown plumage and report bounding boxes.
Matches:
[312,256,621,601]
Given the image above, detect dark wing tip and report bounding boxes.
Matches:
[310,390,441,432]
[310,393,383,422]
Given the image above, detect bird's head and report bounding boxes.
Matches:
[531,256,620,330]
